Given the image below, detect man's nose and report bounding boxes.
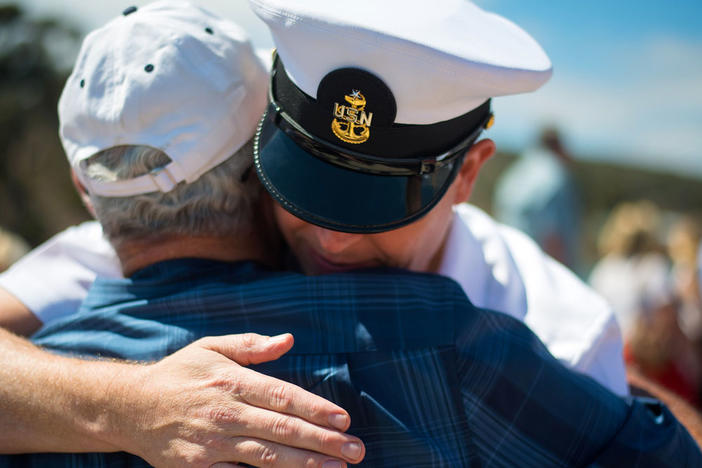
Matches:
[313,227,362,254]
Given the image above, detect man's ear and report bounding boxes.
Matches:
[452,139,496,204]
[70,170,97,218]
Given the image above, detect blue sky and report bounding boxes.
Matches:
[16,0,702,178]
[479,0,702,178]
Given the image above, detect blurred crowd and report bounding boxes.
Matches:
[590,202,702,405]
[495,127,702,407]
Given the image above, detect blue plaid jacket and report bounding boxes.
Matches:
[5,259,699,467]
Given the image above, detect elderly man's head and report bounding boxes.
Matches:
[79,142,259,248]
[59,1,267,249]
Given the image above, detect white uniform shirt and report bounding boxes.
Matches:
[0,221,121,325]
[1,209,628,395]
[440,204,628,395]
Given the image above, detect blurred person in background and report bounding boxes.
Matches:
[668,216,702,403]
[669,217,702,344]
[590,201,699,405]
[494,126,581,271]
[589,201,672,340]
[0,227,29,272]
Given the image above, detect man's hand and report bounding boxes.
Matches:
[110,333,365,467]
[0,328,364,467]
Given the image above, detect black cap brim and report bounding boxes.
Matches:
[254,107,460,234]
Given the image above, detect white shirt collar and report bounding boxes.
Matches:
[437,204,528,321]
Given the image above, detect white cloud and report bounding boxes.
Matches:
[490,35,702,178]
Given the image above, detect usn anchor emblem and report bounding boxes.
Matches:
[331,90,373,144]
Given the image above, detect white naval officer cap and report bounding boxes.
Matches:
[59,0,268,197]
[251,0,552,233]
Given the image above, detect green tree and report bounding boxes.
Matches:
[0,4,88,245]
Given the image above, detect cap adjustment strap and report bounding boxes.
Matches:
[148,165,179,192]
[78,162,184,197]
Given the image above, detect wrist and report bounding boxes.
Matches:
[94,360,152,456]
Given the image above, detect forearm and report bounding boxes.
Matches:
[0,331,365,466]
[0,327,135,453]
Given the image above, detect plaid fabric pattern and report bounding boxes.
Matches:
[5,259,698,467]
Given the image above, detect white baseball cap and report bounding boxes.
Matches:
[59,0,268,197]
[250,0,553,233]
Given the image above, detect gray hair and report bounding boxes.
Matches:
[83,140,260,247]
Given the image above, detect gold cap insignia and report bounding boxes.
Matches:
[485,114,495,130]
[331,90,373,144]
